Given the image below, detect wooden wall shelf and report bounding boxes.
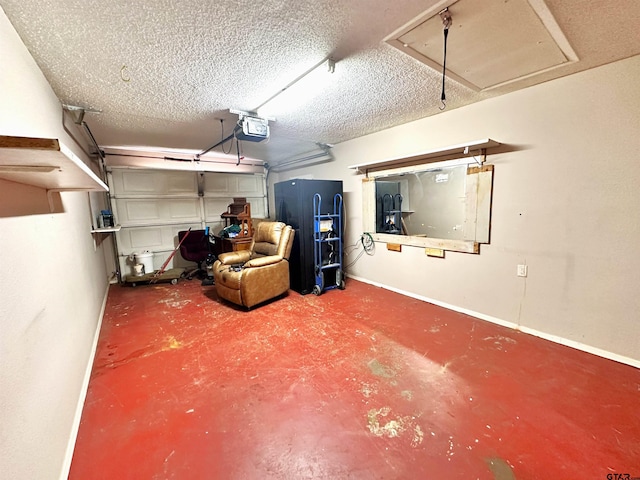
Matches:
[348,139,500,174]
[0,135,108,191]
[91,225,122,234]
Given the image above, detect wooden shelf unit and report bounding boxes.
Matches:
[0,135,108,191]
[220,197,253,238]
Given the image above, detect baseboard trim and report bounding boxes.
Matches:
[59,283,109,480]
[347,274,640,370]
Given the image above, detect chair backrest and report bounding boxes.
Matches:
[251,222,294,260]
[178,230,209,261]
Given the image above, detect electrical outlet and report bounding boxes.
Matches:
[517,264,528,277]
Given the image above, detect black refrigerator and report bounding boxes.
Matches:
[274,179,343,295]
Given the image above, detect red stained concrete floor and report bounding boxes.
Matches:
[70,279,640,479]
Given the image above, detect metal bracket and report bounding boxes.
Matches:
[463,146,486,165]
[229,108,256,120]
[62,104,102,125]
[439,7,452,29]
[229,108,275,123]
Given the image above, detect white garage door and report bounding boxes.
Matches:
[109,168,266,279]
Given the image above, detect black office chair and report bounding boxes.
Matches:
[178,229,210,280]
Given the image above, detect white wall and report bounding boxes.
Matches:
[0,8,110,479]
[275,55,640,365]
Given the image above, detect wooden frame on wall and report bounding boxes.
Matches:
[354,140,499,255]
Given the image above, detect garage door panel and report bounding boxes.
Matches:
[167,174,198,193]
[203,198,231,222]
[202,173,264,196]
[203,197,266,221]
[112,169,197,196]
[117,224,191,254]
[123,172,156,193]
[123,200,160,222]
[168,199,201,219]
[115,198,201,225]
[249,198,266,218]
[203,174,230,194]
[236,175,264,195]
[129,227,163,249]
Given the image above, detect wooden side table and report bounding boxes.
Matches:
[213,235,253,257]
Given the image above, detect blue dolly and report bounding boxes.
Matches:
[312,192,345,295]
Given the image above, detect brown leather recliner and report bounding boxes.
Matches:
[213,221,295,308]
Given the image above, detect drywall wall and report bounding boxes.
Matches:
[274,54,640,364]
[0,8,109,480]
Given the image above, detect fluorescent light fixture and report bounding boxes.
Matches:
[256,57,335,117]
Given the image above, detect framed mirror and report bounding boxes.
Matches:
[362,160,494,254]
[375,163,470,239]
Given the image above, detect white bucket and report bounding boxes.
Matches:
[134,251,154,275]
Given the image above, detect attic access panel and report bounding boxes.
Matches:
[385,0,577,91]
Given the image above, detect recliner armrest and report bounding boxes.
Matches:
[244,255,283,268]
[217,250,251,265]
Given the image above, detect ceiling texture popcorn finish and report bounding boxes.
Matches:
[1,0,639,164]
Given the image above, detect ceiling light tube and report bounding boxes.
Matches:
[256,57,335,117]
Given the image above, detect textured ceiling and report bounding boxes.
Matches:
[1,0,639,164]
